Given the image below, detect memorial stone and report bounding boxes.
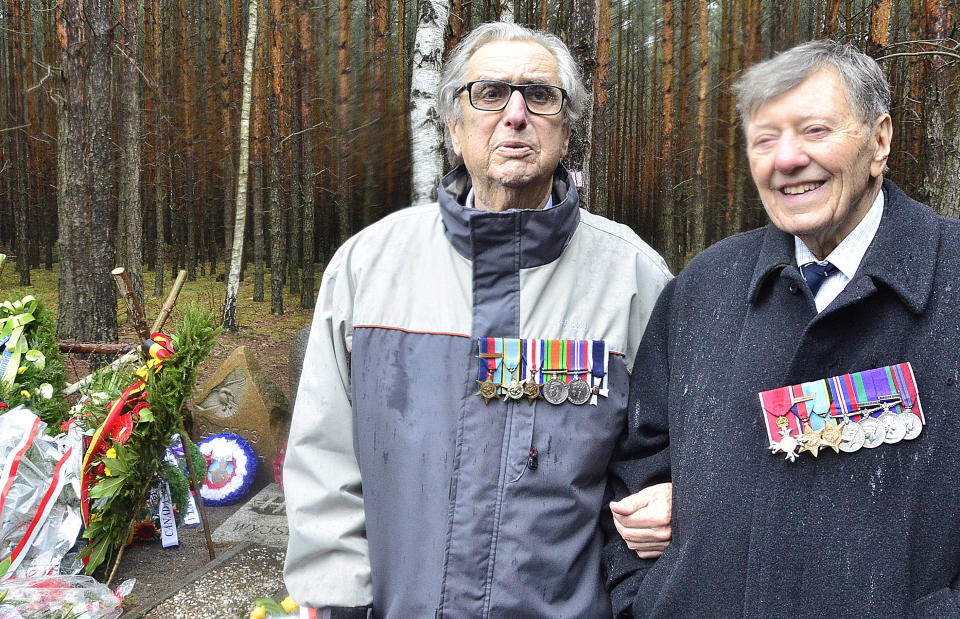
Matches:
[191,346,289,486]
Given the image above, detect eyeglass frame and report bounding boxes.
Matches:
[455,80,569,116]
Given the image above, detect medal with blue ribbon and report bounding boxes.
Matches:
[502,338,524,400]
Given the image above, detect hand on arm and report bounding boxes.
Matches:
[610,482,672,559]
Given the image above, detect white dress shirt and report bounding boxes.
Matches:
[794,189,884,313]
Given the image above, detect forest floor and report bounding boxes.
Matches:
[0,263,315,616]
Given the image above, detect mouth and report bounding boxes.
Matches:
[779,181,825,196]
[496,141,534,154]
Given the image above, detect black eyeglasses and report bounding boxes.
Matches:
[456,80,568,116]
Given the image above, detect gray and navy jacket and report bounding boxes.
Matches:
[283,165,671,618]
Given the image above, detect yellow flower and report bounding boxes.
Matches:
[104,467,113,477]
[106,447,117,459]
[17,366,26,375]
[280,596,298,613]
[20,390,30,399]
[248,606,266,619]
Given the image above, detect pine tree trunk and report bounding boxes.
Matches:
[568,0,597,202]
[298,0,316,309]
[590,0,611,216]
[691,0,709,256]
[268,0,285,315]
[660,0,677,269]
[56,0,87,337]
[119,0,144,305]
[85,0,118,346]
[867,0,892,57]
[7,0,30,285]
[223,0,259,332]
[921,0,960,217]
[408,0,450,204]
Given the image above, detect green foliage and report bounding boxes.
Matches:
[0,299,68,429]
[80,305,220,574]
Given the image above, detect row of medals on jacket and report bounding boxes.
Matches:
[475,351,595,405]
[770,393,922,462]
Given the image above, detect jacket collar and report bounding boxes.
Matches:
[747,178,939,314]
[437,164,581,268]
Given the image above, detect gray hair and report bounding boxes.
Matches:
[438,22,588,131]
[734,39,890,127]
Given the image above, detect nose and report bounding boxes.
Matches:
[773,134,809,173]
[502,90,528,129]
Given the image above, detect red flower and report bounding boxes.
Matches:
[108,413,135,444]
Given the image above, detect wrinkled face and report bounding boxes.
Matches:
[745,69,891,253]
[447,40,571,195]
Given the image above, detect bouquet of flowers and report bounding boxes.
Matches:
[0,296,67,429]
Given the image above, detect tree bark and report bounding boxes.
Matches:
[408,0,450,204]
[7,0,30,285]
[568,0,597,203]
[223,0,259,332]
[84,0,119,346]
[118,0,144,306]
[590,0,611,216]
[268,0,285,315]
[660,0,677,269]
[691,0,709,255]
[298,0,316,309]
[921,0,959,217]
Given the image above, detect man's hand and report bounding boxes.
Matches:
[609,482,672,559]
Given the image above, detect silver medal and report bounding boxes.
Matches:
[506,379,524,400]
[859,417,884,449]
[839,421,864,453]
[566,378,591,405]
[543,377,568,405]
[901,412,922,440]
[879,412,906,444]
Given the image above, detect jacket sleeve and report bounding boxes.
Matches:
[283,247,373,610]
[603,277,677,617]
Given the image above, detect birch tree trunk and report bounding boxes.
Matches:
[223,0,259,332]
[409,0,450,204]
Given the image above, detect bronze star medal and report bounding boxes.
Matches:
[476,378,498,404]
[798,427,824,457]
[523,378,542,404]
[819,421,845,453]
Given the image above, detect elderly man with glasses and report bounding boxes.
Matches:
[283,21,672,619]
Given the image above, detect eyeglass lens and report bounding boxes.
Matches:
[468,81,563,114]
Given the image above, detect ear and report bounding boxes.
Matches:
[560,123,571,158]
[870,113,892,177]
[447,118,463,157]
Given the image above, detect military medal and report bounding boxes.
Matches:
[839,420,864,452]
[818,418,844,453]
[542,340,567,405]
[475,339,503,405]
[502,338,524,400]
[522,339,543,404]
[589,340,608,406]
[891,363,924,440]
[877,399,906,444]
[566,340,590,405]
[859,415,883,448]
[769,425,800,462]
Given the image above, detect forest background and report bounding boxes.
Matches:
[0,0,957,346]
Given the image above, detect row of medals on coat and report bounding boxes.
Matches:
[474,338,606,406]
[769,393,922,462]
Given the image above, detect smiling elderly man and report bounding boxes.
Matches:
[605,40,960,618]
[283,22,672,619]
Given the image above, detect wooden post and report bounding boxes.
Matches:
[153,270,187,333]
[111,267,151,341]
[181,401,216,561]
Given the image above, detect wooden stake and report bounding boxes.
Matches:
[152,270,187,333]
[181,401,216,561]
[111,267,151,342]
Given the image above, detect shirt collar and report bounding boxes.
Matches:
[465,187,555,211]
[748,179,939,314]
[793,188,884,279]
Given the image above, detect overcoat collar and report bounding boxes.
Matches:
[747,178,939,314]
[437,164,581,268]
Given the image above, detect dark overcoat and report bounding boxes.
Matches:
[605,179,960,618]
